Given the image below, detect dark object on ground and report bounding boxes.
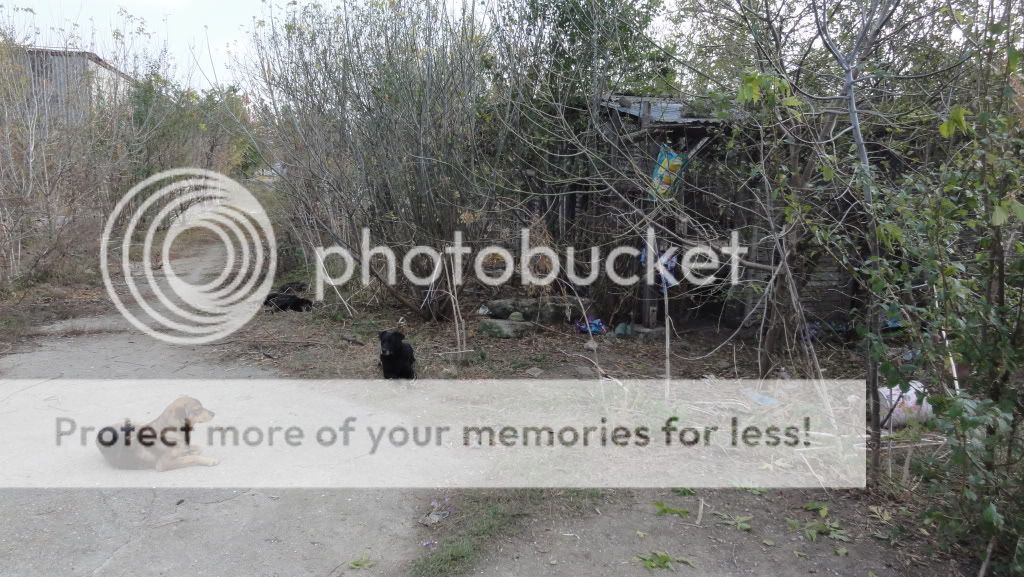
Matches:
[97,396,217,471]
[264,293,313,312]
[276,281,308,294]
[379,330,415,379]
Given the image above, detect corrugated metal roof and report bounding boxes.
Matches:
[601,95,722,125]
[24,47,131,80]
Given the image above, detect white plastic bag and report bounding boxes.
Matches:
[879,380,932,428]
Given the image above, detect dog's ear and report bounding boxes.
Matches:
[171,402,188,423]
[394,331,405,341]
[379,330,387,341]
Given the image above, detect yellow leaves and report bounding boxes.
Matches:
[738,73,762,104]
[939,105,971,138]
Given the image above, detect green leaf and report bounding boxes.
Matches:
[1008,199,1024,221]
[835,546,849,557]
[803,501,829,518]
[951,106,970,132]
[1010,46,1023,72]
[878,222,904,249]
[349,557,375,570]
[739,73,762,103]
[782,96,802,107]
[939,119,954,138]
[654,501,690,518]
[636,551,677,570]
[820,164,835,182]
[940,105,972,138]
[982,502,1005,531]
[992,204,1009,226]
[714,511,753,531]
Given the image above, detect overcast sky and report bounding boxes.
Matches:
[15,0,267,87]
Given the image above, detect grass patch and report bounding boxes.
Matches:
[410,490,540,577]
[654,501,690,518]
[273,259,316,290]
[0,283,111,347]
[636,551,693,570]
[0,306,30,344]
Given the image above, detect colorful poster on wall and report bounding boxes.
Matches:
[650,145,687,199]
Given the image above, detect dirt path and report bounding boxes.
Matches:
[0,243,425,577]
[475,487,947,577]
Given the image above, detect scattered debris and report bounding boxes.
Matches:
[575,317,607,335]
[524,367,544,378]
[614,322,634,338]
[803,501,829,518]
[583,339,598,352]
[419,507,451,527]
[713,512,753,531]
[418,497,454,527]
[802,519,850,542]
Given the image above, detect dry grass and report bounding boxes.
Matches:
[216,298,867,381]
[0,283,110,350]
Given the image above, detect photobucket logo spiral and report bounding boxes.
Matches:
[100,168,276,345]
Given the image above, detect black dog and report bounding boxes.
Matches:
[379,330,415,379]
[264,293,313,312]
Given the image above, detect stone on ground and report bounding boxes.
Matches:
[479,318,536,339]
[483,296,591,324]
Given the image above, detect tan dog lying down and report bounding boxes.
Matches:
[96,396,218,471]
